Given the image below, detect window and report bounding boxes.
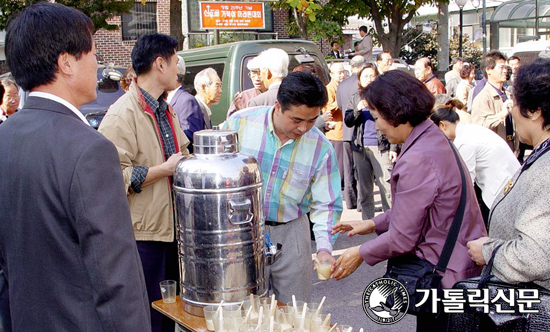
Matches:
[182,63,225,95]
[122,2,157,41]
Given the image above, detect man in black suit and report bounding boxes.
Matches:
[328,41,343,59]
[0,3,151,332]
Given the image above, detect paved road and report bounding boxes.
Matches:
[310,203,417,331]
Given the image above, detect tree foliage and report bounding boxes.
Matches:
[0,0,134,31]
[351,0,449,57]
[399,27,439,68]
[449,33,483,69]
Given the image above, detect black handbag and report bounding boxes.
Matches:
[448,246,550,332]
[383,139,468,315]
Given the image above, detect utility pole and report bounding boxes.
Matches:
[437,3,450,72]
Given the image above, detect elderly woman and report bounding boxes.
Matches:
[343,63,390,219]
[467,59,550,290]
[332,70,487,331]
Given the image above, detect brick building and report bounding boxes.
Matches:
[93,0,343,67]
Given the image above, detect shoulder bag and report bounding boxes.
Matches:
[383,139,467,315]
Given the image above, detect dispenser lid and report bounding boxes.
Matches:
[193,127,238,154]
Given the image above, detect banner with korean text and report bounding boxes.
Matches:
[199,2,265,29]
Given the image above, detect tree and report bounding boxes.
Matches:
[269,0,364,41]
[0,0,133,31]
[323,0,448,58]
[449,33,483,69]
[399,26,439,68]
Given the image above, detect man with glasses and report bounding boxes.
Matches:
[227,57,267,118]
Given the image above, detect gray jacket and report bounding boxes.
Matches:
[482,149,550,290]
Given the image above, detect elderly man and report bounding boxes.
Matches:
[444,57,464,97]
[324,62,347,188]
[414,57,446,96]
[248,48,289,107]
[99,33,190,332]
[170,57,203,152]
[224,71,342,303]
[0,3,151,332]
[375,51,394,73]
[194,68,222,128]
[336,56,367,209]
[0,79,20,118]
[471,51,513,149]
[227,57,266,118]
[357,26,373,60]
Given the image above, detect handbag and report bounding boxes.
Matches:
[383,139,468,315]
[448,246,550,332]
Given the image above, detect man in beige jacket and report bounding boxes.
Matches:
[99,33,189,332]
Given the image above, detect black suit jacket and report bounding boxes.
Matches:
[0,97,151,332]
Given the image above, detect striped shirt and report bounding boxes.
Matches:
[224,106,342,252]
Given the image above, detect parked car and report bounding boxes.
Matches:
[82,64,126,129]
[177,39,330,125]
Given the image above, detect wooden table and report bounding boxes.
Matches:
[152,297,207,332]
[153,297,287,332]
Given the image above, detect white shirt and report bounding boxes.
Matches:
[454,122,520,208]
[28,91,90,126]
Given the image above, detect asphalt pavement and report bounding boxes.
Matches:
[310,201,417,331]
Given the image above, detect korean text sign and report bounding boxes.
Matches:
[199,2,265,29]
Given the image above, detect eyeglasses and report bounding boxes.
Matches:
[248,71,260,77]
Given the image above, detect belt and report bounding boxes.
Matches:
[265,220,286,226]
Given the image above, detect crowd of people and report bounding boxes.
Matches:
[1,3,549,332]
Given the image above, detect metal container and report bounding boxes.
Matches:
[173,127,266,316]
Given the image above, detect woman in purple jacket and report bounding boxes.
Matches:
[332,70,487,331]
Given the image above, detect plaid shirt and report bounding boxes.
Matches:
[224,106,342,252]
[130,88,177,193]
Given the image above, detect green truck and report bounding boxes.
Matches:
[177,39,330,125]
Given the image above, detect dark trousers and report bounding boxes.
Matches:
[137,241,179,332]
[342,141,358,209]
[0,269,11,332]
[416,312,449,332]
[330,140,345,187]
[474,183,490,229]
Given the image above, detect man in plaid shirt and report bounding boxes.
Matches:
[224,72,343,302]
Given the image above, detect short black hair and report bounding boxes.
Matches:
[359,26,368,33]
[0,84,5,105]
[5,2,94,91]
[354,41,359,47]
[430,107,460,126]
[482,50,507,77]
[514,58,550,130]
[361,70,434,127]
[131,33,179,76]
[508,56,520,63]
[331,41,339,47]
[277,71,328,111]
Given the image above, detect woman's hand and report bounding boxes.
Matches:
[467,237,490,266]
[331,246,363,280]
[331,219,376,237]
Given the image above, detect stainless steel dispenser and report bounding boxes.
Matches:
[173,127,266,316]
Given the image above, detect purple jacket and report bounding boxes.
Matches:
[170,86,203,149]
[360,119,487,288]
